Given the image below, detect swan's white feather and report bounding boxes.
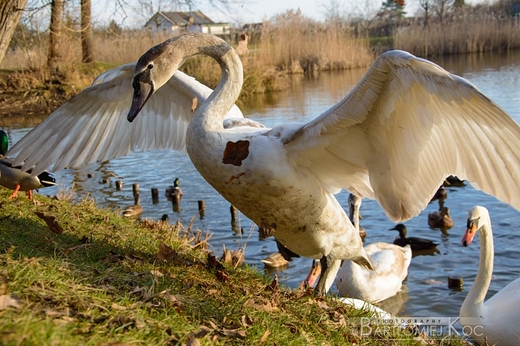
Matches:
[7,65,243,174]
[284,50,520,221]
[336,242,412,303]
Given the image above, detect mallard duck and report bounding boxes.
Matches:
[0,130,56,200]
[390,224,438,252]
[460,206,520,345]
[443,175,465,187]
[336,242,412,303]
[8,33,520,294]
[122,193,143,218]
[165,177,183,202]
[348,193,367,240]
[428,206,454,229]
[261,252,289,268]
[430,186,447,202]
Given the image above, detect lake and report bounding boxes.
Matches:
[2,49,520,327]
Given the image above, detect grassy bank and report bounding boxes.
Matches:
[0,189,470,345]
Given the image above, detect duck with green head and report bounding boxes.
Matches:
[0,130,57,200]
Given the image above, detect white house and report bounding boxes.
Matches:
[144,11,230,36]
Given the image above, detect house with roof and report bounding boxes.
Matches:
[144,11,230,36]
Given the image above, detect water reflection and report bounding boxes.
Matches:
[2,51,520,322]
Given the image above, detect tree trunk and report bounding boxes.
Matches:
[48,0,64,72]
[0,0,28,65]
[80,0,93,63]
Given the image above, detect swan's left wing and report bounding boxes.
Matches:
[283,50,520,222]
[7,64,243,176]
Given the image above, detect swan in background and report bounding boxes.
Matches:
[336,242,412,303]
[7,33,520,294]
[390,224,438,252]
[348,193,367,240]
[460,206,520,345]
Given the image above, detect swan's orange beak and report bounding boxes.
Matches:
[462,221,477,246]
[304,260,321,287]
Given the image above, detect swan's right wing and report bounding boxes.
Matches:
[7,64,243,176]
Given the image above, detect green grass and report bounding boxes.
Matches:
[0,189,470,345]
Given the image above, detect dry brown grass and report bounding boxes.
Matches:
[395,13,520,56]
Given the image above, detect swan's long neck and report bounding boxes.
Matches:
[462,214,494,315]
[186,35,243,132]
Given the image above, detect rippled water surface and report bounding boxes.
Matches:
[3,50,520,321]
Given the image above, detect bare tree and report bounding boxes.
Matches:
[419,0,433,26]
[0,0,28,65]
[48,0,63,71]
[81,0,93,63]
[433,0,455,24]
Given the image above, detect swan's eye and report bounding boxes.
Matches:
[147,64,154,70]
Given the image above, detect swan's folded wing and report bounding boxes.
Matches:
[7,65,243,176]
[284,50,520,221]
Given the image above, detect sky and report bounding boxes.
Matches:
[90,0,487,28]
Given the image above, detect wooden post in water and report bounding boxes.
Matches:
[116,180,123,191]
[151,188,159,204]
[132,183,140,197]
[230,205,241,234]
[198,200,206,219]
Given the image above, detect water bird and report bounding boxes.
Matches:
[336,242,412,303]
[390,224,438,252]
[428,206,454,229]
[261,252,289,269]
[460,206,520,345]
[0,130,56,200]
[165,177,183,201]
[122,193,143,218]
[7,33,520,294]
[348,193,367,240]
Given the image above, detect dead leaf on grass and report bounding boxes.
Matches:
[265,275,278,292]
[111,303,128,311]
[34,211,64,234]
[157,243,178,262]
[0,294,21,310]
[260,329,270,343]
[60,243,92,256]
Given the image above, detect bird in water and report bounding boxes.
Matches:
[428,206,454,229]
[165,177,183,201]
[389,224,438,252]
[0,130,56,200]
[348,193,367,240]
[122,193,143,218]
[7,33,520,294]
[460,206,520,345]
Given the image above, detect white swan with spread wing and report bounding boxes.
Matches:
[8,33,520,294]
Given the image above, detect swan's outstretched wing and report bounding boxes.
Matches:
[7,64,243,176]
[284,50,520,222]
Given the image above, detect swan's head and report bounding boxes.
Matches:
[462,206,488,246]
[128,39,183,122]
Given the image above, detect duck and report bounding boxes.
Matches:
[261,252,289,269]
[389,224,438,252]
[8,33,520,294]
[0,130,56,200]
[459,206,520,345]
[165,177,183,202]
[348,193,367,240]
[336,242,412,302]
[428,206,454,229]
[122,193,143,218]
